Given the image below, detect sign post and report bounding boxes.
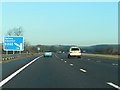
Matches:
[3,36,24,54]
[37,47,40,53]
[13,50,15,54]
[6,50,8,55]
[19,51,21,54]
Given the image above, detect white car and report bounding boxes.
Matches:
[68,47,82,58]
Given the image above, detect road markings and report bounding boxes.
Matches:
[70,64,73,66]
[64,61,67,63]
[88,59,90,60]
[80,69,87,73]
[55,55,60,59]
[55,55,58,58]
[107,82,120,89]
[112,63,118,66]
[55,55,64,61]
[0,55,43,87]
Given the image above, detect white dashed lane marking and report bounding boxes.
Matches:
[107,82,120,89]
[88,59,90,60]
[80,69,87,73]
[70,64,74,66]
[112,63,118,66]
[55,55,59,58]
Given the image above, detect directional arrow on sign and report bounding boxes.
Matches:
[14,43,23,50]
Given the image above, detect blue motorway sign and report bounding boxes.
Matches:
[37,47,40,50]
[4,36,24,51]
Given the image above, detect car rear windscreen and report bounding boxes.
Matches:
[71,48,79,51]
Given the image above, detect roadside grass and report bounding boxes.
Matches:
[82,53,119,60]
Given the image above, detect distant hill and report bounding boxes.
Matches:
[81,44,119,55]
[88,44,119,49]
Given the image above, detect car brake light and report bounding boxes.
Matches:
[70,52,72,53]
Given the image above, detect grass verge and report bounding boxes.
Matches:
[82,53,119,60]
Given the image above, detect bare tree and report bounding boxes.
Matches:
[7,30,13,36]
[5,27,25,54]
[6,27,23,36]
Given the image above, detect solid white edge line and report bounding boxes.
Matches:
[55,55,59,59]
[55,54,61,59]
[55,55,57,57]
[80,69,87,73]
[0,55,43,87]
[107,82,120,89]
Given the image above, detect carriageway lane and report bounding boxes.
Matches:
[2,54,111,88]
[55,53,119,87]
[1,55,41,80]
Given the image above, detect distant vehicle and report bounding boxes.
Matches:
[44,51,53,57]
[68,47,82,58]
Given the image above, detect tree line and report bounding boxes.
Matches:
[2,27,120,55]
[82,47,120,55]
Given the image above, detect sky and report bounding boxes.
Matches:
[1,2,118,46]
[1,0,119,2]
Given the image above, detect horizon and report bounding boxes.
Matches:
[0,42,119,47]
[18,43,120,47]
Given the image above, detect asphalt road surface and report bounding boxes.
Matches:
[1,53,119,89]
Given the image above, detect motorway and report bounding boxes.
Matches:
[0,53,120,89]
